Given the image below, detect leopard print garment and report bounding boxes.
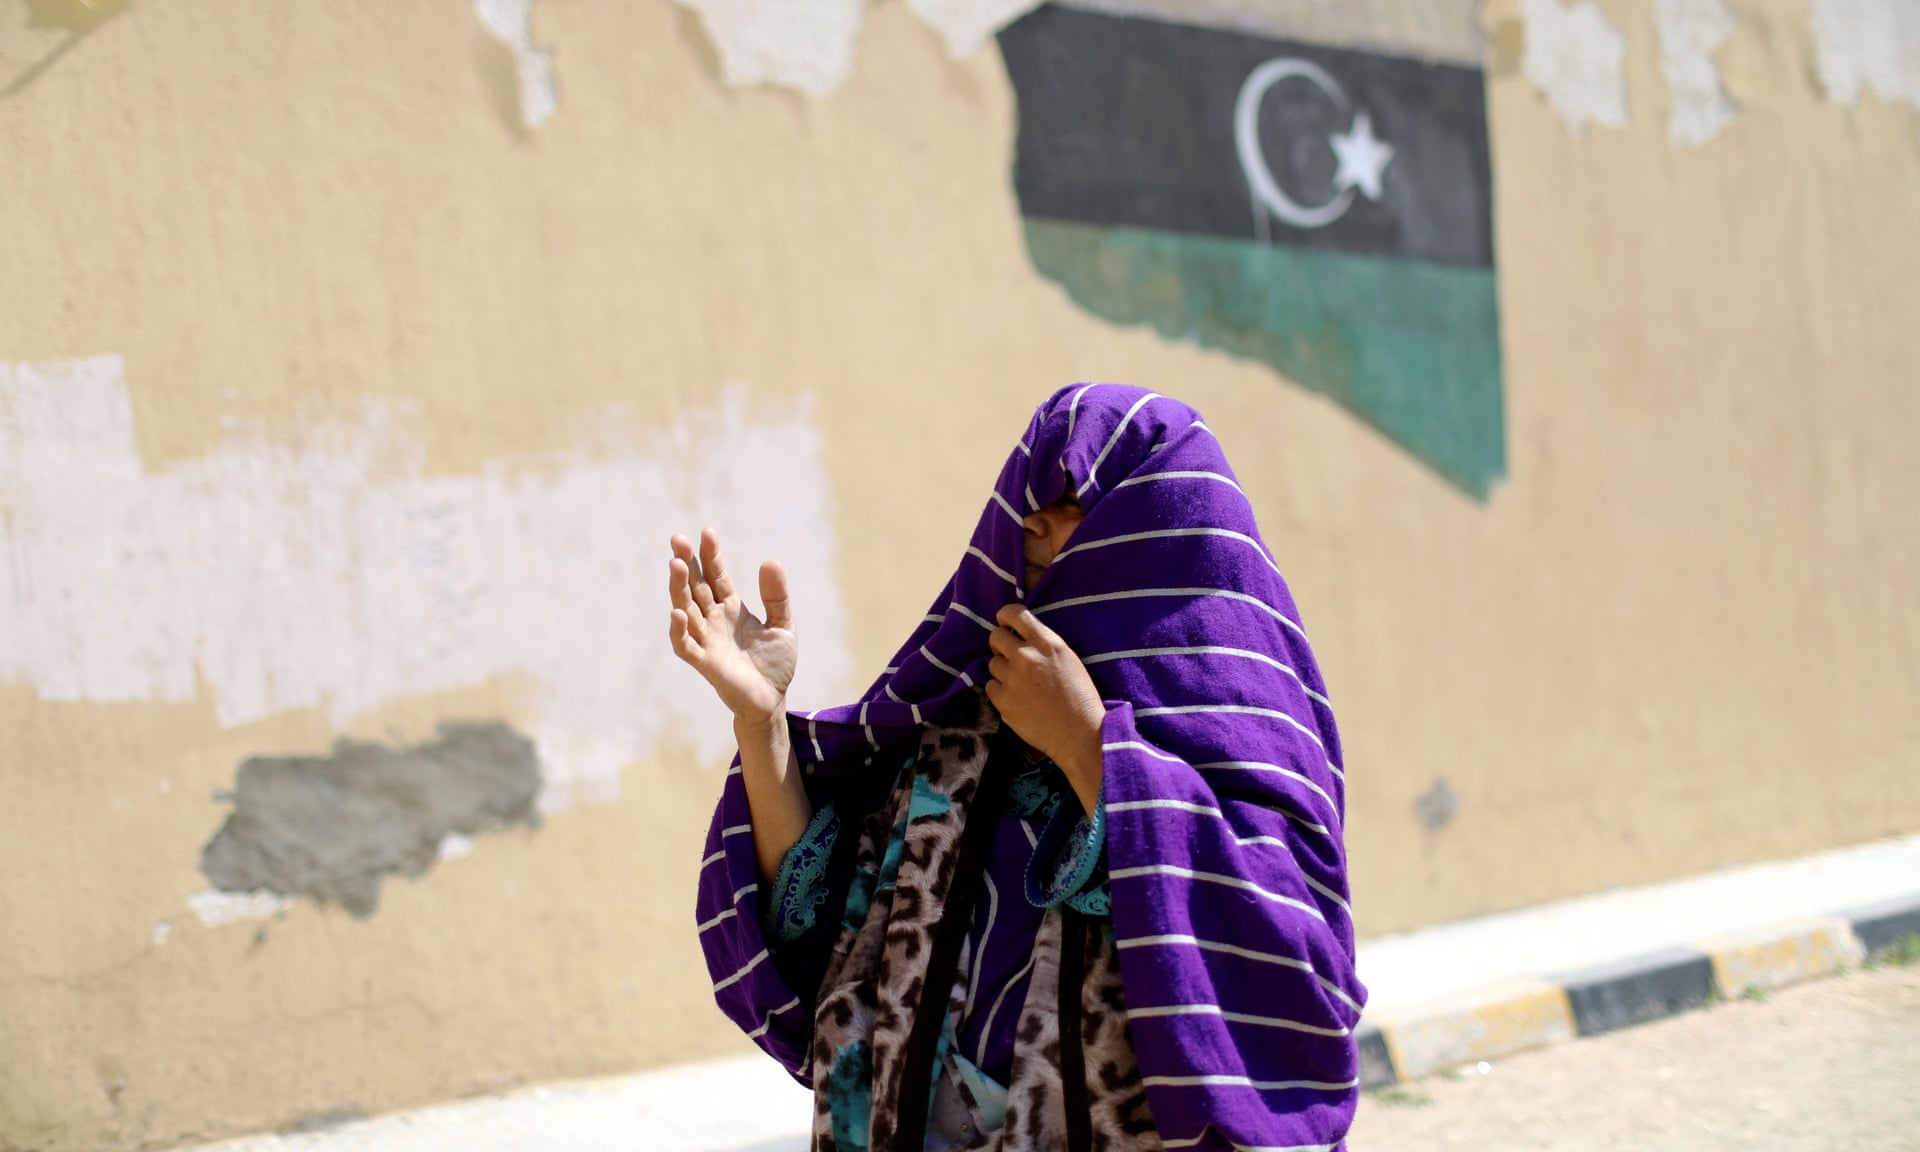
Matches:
[809,701,1163,1152]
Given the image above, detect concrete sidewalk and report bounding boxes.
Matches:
[181,833,1920,1152]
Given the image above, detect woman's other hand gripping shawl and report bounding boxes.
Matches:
[697,384,1365,1147]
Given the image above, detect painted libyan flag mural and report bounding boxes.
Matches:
[999,6,1504,499]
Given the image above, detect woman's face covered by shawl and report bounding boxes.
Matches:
[1021,493,1084,593]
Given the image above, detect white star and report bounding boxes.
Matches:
[1329,111,1394,203]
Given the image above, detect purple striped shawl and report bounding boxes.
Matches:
[697,384,1364,1150]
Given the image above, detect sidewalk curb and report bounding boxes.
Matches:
[1353,891,1920,1089]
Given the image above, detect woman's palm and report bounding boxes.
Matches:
[668,530,797,725]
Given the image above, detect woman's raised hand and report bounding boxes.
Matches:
[668,528,797,728]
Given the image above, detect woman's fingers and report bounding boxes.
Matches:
[995,602,1051,642]
[700,527,736,603]
[759,559,793,631]
[667,557,707,643]
[668,608,703,664]
[988,625,1021,658]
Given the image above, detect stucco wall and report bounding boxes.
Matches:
[2,0,1916,1147]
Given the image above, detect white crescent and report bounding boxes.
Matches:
[1233,57,1355,232]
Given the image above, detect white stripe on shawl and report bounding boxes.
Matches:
[1107,799,1222,817]
[700,850,725,871]
[1102,739,1185,763]
[1025,482,1039,512]
[1142,1075,1358,1092]
[712,948,771,994]
[1055,526,1278,576]
[1106,745,1333,836]
[1194,760,1339,814]
[859,700,879,752]
[1301,874,1352,917]
[697,908,737,934]
[1114,469,1245,496]
[948,601,997,632]
[1105,799,1328,843]
[1124,1004,1350,1037]
[967,545,1020,588]
[990,489,1025,524]
[1036,587,1307,642]
[1079,391,1162,497]
[1115,934,1362,1015]
[1162,1137,1339,1152]
[731,883,756,904]
[976,949,1037,1068]
[1084,645,1331,709]
[723,824,754,838]
[1066,383,1096,437]
[1108,865,1324,921]
[883,683,923,725]
[1135,703,1328,756]
[806,712,825,761]
[745,996,802,1042]
[967,873,998,1013]
[919,644,975,688]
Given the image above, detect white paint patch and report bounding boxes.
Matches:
[1056,0,1488,69]
[475,0,559,128]
[908,0,1044,58]
[1809,0,1920,114]
[674,0,865,97]
[0,356,856,814]
[437,832,477,861]
[1520,0,1629,135]
[188,889,295,927]
[151,921,173,946]
[1655,0,1740,149]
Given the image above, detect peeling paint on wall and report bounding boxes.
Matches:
[1055,0,1487,68]
[200,722,539,917]
[1809,0,1920,114]
[186,888,294,926]
[1654,0,1739,149]
[909,0,1044,59]
[673,0,864,97]
[1520,0,1629,135]
[0,355,856,812]
[475,0,558,129]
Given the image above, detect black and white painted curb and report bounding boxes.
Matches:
[1355,892,1920,1089]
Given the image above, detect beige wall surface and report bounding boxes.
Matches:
[2,0,1916,1147]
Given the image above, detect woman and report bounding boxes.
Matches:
[676,385,1364,1151]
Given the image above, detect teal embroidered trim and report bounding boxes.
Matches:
[1024,786,1108,911]
[766,801,842,945]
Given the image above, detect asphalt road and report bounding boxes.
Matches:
[1349,961,1920,1151]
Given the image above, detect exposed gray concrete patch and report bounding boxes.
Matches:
[1520,0,1629,135]
[475,0,558,129]
[1809,0,1920,115]
[1053,0,1486,68]
[1414,777,1460,831]
[1655,0,1740,149]
[199,722,541,918]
